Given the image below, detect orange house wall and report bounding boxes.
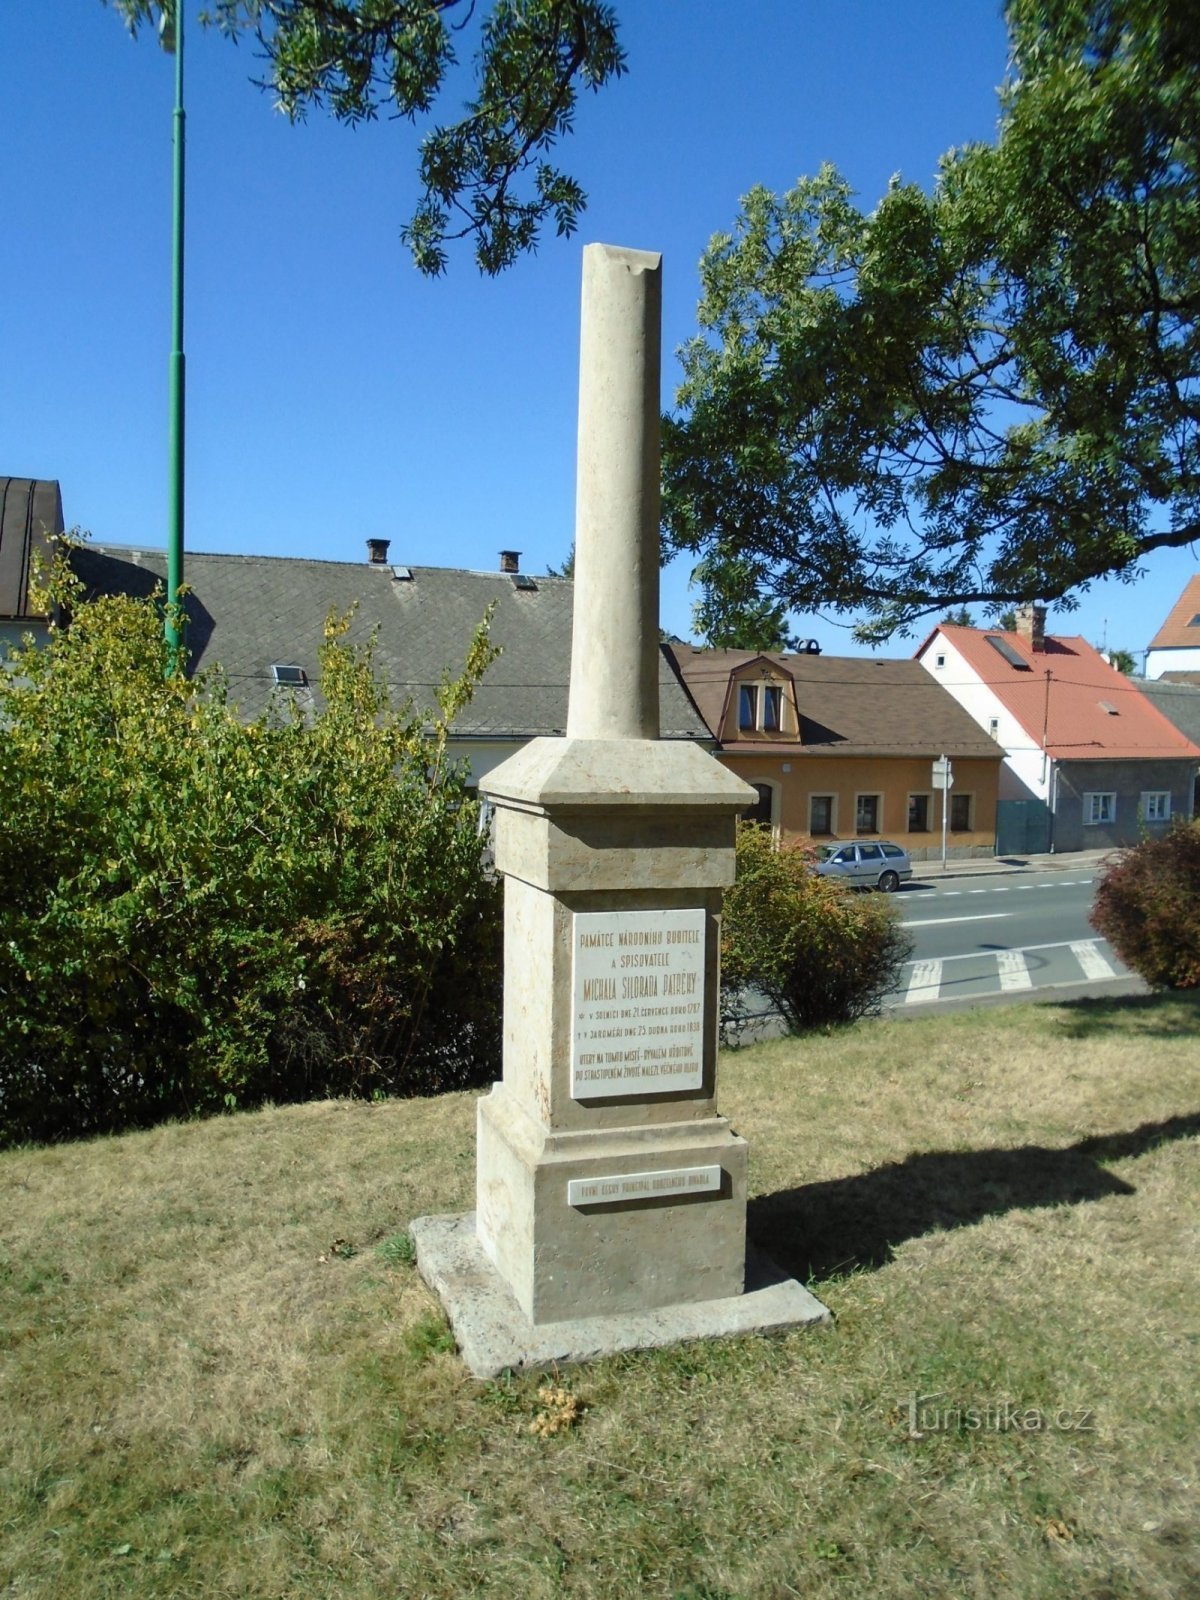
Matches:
[720,753,1001,857]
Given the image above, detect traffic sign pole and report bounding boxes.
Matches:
[931,754,954,872]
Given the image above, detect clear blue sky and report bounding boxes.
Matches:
[5,1,1195,658]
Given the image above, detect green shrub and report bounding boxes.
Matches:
[1090,822,1200,989]
[720,823,913,1034]
[0,550,503,1145]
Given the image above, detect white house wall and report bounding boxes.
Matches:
[917,630,1049,802]
[449,739,524,788]
[1145,645,1200,680]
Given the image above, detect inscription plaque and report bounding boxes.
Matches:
[567,1164,722,1207]
[571,907,706,1099]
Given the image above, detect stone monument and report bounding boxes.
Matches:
[411,244,829,1374]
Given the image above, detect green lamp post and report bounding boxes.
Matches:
[159,2,186,666]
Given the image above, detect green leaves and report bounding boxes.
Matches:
[720,825,912,1035]
[0,546,502,1145]
[107,1,625,275]
[664,0,1200,641]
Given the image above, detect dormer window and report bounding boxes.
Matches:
[736,678,787,734]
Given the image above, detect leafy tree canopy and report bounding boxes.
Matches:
[108,0,625,275]
[663,0,1200,642]
[689,554,800,652]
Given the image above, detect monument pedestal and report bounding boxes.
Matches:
[410,243,830,1374]
[411,737,832,1373]
[477,1080,749,1323]
[410,1212,830,1379]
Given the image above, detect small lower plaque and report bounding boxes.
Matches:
[567,1164,722,1208]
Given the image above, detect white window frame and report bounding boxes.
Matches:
[1141,790,1171,823]
[855,792,883,835]
[1083,791,1116,826]
[808,792,837,837]
[737,683,758,731]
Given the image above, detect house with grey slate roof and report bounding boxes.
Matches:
[70,539,712,786]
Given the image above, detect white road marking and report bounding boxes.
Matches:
[921,936,1123,965]
[997,950,1033,990]
[904,960,943,1004]
[903,913,1015,927]
[1071,940,1117,980]
[894,937,1129,1008]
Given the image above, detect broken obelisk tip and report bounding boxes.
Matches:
[567,243,662,742]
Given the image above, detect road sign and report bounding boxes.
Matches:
[932,756,954,790]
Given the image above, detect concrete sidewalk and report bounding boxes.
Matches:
[913,848,1115,883]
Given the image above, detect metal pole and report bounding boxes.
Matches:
[941,753,949,873]
[164,3,186,666]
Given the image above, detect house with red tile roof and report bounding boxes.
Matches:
[1145,573,1200,682]
[665,643,1004,860]
[915,607,1200,854]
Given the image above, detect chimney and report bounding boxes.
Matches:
[1014,603,1046,653]
[499,550,521,574]
[366,538,391,565]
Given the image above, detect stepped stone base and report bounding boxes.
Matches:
[409,1212,832,1379]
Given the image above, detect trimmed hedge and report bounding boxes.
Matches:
[720,823,913,1034]
[1090,822,1200,989]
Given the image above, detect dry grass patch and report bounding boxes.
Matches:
[2,993,1198,1598]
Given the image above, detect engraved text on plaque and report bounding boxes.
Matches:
[570,908,706,1099]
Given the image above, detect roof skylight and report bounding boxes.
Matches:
[271,664,307,687]
[984,635,1031,670]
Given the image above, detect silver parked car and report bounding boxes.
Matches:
[814,840,913,892]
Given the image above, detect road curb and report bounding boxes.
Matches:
[911,850,1114,884]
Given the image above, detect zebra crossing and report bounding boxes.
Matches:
[897,937,1125,1008]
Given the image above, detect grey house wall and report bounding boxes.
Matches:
[1052,758,1198,852]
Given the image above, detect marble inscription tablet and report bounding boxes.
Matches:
[567,1164,722,1207]
[570,907,706,1099]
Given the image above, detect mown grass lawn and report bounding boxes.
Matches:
[2,993,1198,1599]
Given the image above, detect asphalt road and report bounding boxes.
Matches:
[891,867,1136,1011]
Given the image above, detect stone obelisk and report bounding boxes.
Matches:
[411,245,830,1372]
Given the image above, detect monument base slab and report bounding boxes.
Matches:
[409,1211,832,1379]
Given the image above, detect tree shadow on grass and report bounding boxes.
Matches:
[749,1112,1200,1284]
[1052,990,1200,1041]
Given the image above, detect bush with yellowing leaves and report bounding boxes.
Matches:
[0,550,502,1145]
